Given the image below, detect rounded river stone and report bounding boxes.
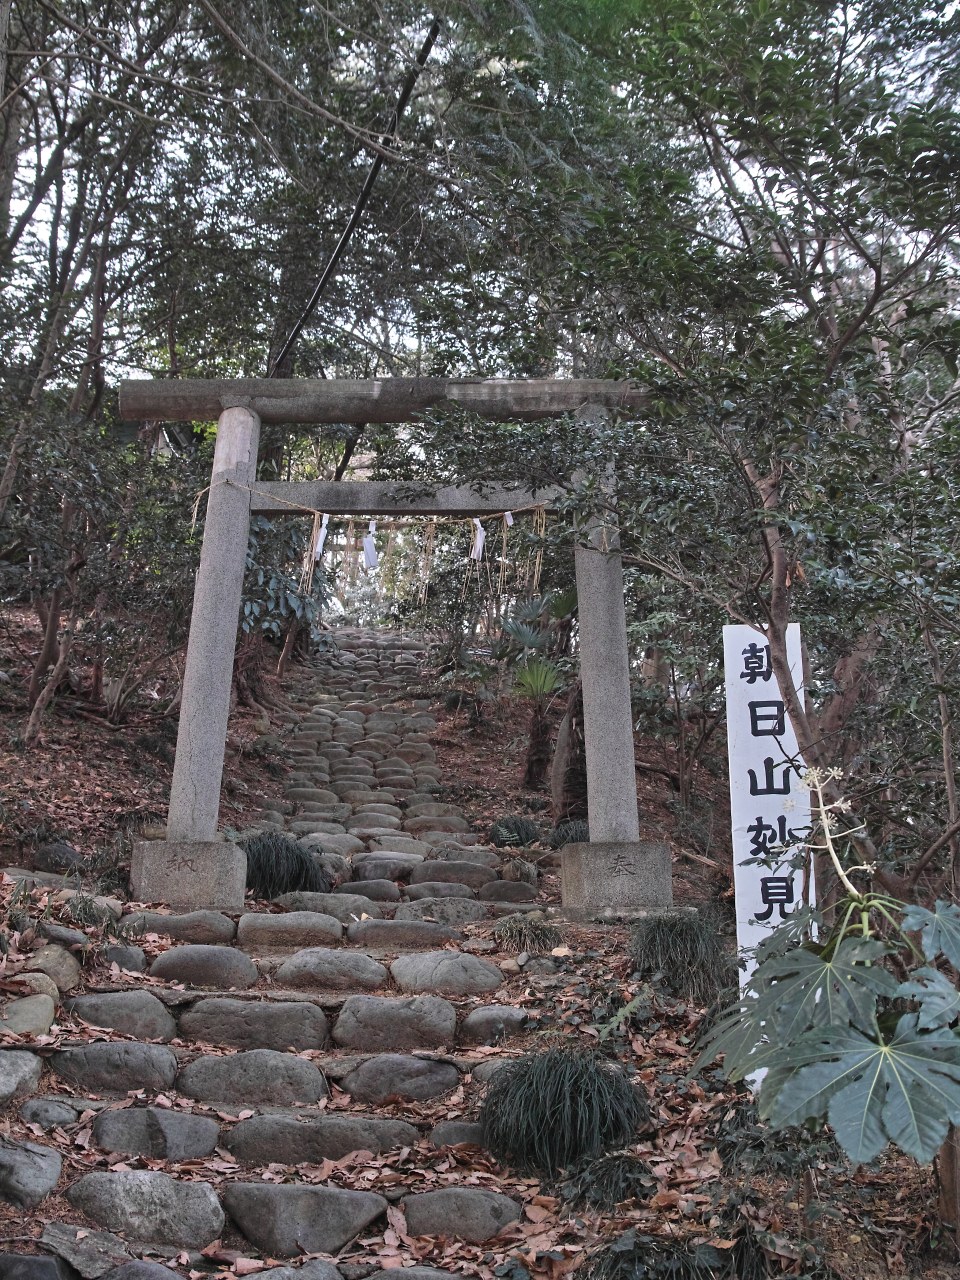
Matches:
[177,1049,327,1106]
[149,945,258,989]
[390,951,501,996]
[178,997,329,1051]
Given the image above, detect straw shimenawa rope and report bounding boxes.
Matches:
[208,479,548,593]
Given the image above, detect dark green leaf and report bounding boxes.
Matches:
[758,937,898,1038]
[899,967,960,1029]
[901,901,960,968]
[765,1016,960,1163]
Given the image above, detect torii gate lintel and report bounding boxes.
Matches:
[248,480,564,518]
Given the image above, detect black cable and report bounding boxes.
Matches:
[267,16,442,379]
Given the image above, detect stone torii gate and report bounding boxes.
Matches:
[118,378,673,919]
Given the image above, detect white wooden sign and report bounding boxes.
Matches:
[723,623,813,984]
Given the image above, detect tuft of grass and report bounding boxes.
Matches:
[60,891,113,929]
[490,815,541,847]
[479,1045,652,1176]
[560,1152,656,1210]
[725,1226,770,1280]
[548,819,589,849]
[84,836,131,898]
[8,879,34,911]
[242,830,333,899]
[628,909,730,1005]
[493,912,561,954]
[578,1231,730,1280]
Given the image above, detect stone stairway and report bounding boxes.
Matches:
[1,630,563,1278]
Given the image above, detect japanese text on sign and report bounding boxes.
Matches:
[723,623,814,984]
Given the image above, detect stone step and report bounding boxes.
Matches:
[344,918,462,947]
[108,888,543,970]
[56,1166,520,1255]
[27,1039,515,1107]
[224,1112,420,1162]
[57,978,532,1054]
[269,944,501,994]
[124,931,535,988]
[0,631,564,1265]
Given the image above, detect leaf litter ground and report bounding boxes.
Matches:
[1,878,954,1279]
[0,630,956,1278]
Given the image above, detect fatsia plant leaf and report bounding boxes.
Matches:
[765,1016,960,1164]
[754,906,822,962]
[694,997,784,1080]
[696,937,896,1080]
[756,936,898,1039]
[900,900,960,969]
[898,967,960,1029]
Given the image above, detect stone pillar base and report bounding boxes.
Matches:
[131,840,246,912]
[560,840,673,921]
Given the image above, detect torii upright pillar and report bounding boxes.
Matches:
[131,405,260,910]
[559,410,674,918]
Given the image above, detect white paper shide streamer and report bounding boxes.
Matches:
[362,519,379,570]
[314,513,330,560]
[504,511,514,527]
[469,518,486,561]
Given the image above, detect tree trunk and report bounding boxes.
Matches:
[24,609,77,745]
[276,621,299,679]
[0,92,24,241]
[89,657,103,705]
[640,646,670,689]
[27,588,63,708]
[524,702,553,790]
[922,625,960,890]
[234,631,269,713]
[739,454,895,888]
[551,679,587,822]
[0,0,11,105]
[0,275,90,522]
[937,1126,960,1234]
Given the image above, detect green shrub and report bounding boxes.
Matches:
[514,657,561,700]
[479,1046,652,1175]
[490,815,541,847]
[560,1151,656,1209]
[242,831,332,899]
[578,1231,730,1280]
[629,909,729,1005]
[580,1223,832,1280]
[548,819,589,848]
[443,689,492,725]
[493,912,562,954]
[712,1097,841,1177]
